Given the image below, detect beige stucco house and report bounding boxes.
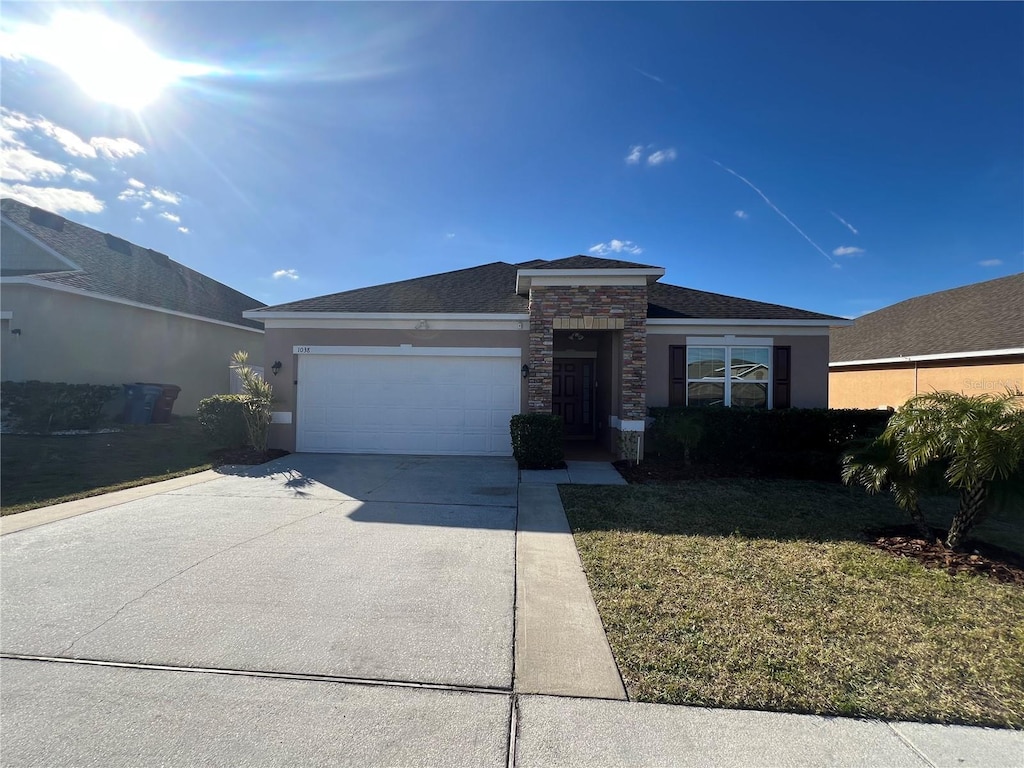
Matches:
[830,273,1024,409]
[1,198,265,415]
[244,256,848,456]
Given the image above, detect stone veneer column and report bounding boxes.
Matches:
[527,283,649,418]
[528,288,555,412]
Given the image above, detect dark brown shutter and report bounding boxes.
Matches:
[670,345,686,407]
[773,346,791,409]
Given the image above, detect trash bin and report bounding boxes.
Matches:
[151,385,182,424]
[121,383,161,424]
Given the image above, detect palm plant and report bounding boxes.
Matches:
[841,436,931,538]
[845,391,1024,549]
[231,350,274,456]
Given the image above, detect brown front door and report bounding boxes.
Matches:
[552,359,595,437]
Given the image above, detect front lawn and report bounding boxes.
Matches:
[561,480,1024,729]
[1,417,215,515]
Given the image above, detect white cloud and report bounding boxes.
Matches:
[36,119,96,158]
[734,210,749,220]
[0,146,66,182]
[141,201,153,210]
[159,211,181,223]
[69,169,96,183]
[273,269,299,280]
[150,187,181,205]
[646,148,677,166]
[625,145,643,165]
[589,239,644,257]
[445,232,455,239]
[127,177,146,189]
[177,226,190,234]
[90,136,145,159]
[832,246,865,257]
[830,211,859,236]
[117,187,140,201]
[0,181,103,213]
[979,259,1003,267]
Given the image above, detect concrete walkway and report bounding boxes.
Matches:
[2,454,1021,767]
[520,459,627,486]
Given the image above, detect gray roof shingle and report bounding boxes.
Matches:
[260,262,529,314]
[257,257,839,321]
[830,273,1024,362]
[530,254,659,270]
[1,198,265,330]
[648,282,842,321]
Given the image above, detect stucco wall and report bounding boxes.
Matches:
[646,333,830,409]
[263,326,530,451]
[829,357,1024,409]
[0,284,263,415]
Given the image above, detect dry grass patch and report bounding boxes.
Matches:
[562,480,1024,728]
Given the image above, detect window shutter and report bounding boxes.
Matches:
[773,346,791,409]
[670,345,686,407]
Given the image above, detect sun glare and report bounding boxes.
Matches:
[6,12,218,110]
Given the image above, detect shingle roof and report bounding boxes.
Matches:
[530,254,659,270]
[257,257,839,321]
[648,282,841,321]
[830,273,1024,362]
[1,198,265,330]
[260,262,530,313]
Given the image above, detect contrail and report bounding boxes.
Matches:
[711,159,833,264]
[830,210,859,235]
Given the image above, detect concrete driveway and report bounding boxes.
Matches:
[2,454,518,766]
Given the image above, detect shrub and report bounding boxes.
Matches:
[197,394,249,448]
[0,381,118,432]
[510,413,564,469]
[231,350,273,454]
[648,407,892,481]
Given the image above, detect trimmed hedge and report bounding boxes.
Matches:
[0,380,118,432]
[197,394,249,448]
[511,413,564,469]
[648,407,893,481]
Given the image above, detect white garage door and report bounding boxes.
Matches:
[296,347,521,455]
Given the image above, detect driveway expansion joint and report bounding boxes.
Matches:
[0,653,514,697]
[886,721,939,767]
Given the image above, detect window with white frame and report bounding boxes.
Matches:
[687,345,771,408]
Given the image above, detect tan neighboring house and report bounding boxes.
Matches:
[244,256,849,456]
[1,198,265,415]
[830,273,1024,409]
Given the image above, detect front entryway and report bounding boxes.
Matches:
[552,358,595,438]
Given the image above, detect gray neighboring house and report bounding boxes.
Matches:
[1,198,265,415]
[245,256,848,456]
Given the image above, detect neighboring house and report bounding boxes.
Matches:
[244,256,848,456]
[1,198,265,415]
[829,273,1024,409]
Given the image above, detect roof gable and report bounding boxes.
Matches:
[1,198,265,330]
[532,254,658,270]
[830,273,1024,362]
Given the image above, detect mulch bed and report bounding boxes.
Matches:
[865,525,1024,586]
[211,448,290,466]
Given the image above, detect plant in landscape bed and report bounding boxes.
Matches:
[843,392,1024,549]
[510,413,564,469]
[1,381,118,432]
[230,350,274,458]
[647,407,892,482]
[561,480,1024,728]
[197,394,249,449]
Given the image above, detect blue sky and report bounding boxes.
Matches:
[2,2,1021,318]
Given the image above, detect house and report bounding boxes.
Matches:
[1,198,265,415]
[829,273,1024,409]
[244,256,847,456]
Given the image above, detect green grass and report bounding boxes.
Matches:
[1,417,215,515]
[561,480,1024,729]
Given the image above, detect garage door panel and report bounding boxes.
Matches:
[297,352,519,456]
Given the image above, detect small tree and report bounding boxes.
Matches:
[231,351,273,456]
[844,392,1024,549]
[841,436,931,538]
